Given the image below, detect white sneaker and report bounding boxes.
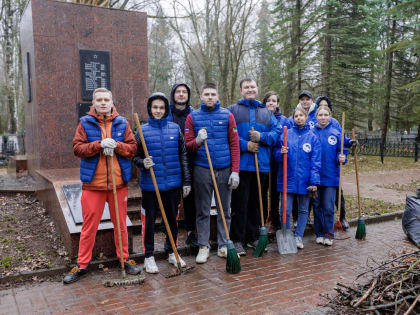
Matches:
[196,246,210,263]
[295,237,304,249]
[316,237,324,244]
[217,246,227,258]
[143,256,159,274]
[324,238,333,246]
[168,253,186,267]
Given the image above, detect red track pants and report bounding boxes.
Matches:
[77,187,129,268]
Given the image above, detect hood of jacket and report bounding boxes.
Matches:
[147,92,170,119]
[315,96,332,111]
[237,99,264,108]
[296,102,317,115]
[170,83,191,107]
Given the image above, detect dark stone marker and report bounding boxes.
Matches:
[78,102,92,119]
[79,49,111,101]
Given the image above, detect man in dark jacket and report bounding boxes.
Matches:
[228,78,279,255]
[168,83,198,247]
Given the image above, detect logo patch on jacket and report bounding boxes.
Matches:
[170,136,174,139]
[303,143,312,153]
[328,136,337,145]
[219,121,223,124]
[308,121,315,129]
[118,132,122,136]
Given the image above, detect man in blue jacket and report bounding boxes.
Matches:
[228,78,279,255]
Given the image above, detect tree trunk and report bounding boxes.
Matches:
[3,0,17,134]
[321,1,332,96]
[381,16,397,161]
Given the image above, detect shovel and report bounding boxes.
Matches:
[276,126,298,254]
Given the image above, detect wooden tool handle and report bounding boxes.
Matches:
[352,128,362,217]
[252,127,265,227]
[282,126,287,224]
[204,139,231,240]
[134,113,182,267]
[337,112,345,219]
[110,156,125,275]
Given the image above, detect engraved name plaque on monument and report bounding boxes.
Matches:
[80,49,111,101]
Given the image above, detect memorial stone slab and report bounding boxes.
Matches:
[62,183,110,224]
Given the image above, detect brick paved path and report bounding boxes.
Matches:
[0,220,416,315]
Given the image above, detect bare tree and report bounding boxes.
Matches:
[164,0,257,105]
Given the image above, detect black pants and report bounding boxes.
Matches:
[230,171,269,245]
[183,186,196,232]
[270,167,280,230]
[142,188,180,258]
[335,188,346,220]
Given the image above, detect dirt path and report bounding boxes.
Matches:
[342,168,420,204]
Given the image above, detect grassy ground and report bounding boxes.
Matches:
[342,155,419,175]
[377,179,420,193]
[343,195,404,220]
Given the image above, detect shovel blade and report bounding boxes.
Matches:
[276,229,298,254]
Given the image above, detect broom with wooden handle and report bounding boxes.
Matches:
[353,128,366,240]
[251,127,268,257]
[203,139,241,274]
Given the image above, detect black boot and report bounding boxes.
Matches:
[340,218,350,230]
[63,265,88,284]
[185,231,199,248]
[123,259,142,275]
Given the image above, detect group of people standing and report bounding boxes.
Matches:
[64,78,355,283]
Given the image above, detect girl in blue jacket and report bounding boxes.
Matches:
[312,105,347,246]
[274,108,321,249]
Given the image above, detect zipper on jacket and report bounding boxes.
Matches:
[104,115,109,191]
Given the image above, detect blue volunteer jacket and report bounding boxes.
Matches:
[313,122,348,187]
[139,117,182,191]
[79,115,132,184]
[190,101,231,169]
[274,122,321,194]
[228,99,279,172]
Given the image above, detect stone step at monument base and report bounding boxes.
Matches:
[35,168,137,259]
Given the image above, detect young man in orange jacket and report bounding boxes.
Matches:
[63,88,141,284]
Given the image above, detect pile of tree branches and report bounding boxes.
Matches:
[328,250,420,314]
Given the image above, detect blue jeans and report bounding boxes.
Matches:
[279,193,310,237]
[313,186,336,239]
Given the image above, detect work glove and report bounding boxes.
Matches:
[143,156,155,169]
[101,138,117,149]
[247,141,258,153]
[249,130,261,142]
[228,172,240,189]
[196,128,207,145]
[349,139,359,147]
[103,147,114,156]
[183,186,191,198]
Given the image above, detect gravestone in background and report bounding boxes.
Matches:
[20,0,148,257]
